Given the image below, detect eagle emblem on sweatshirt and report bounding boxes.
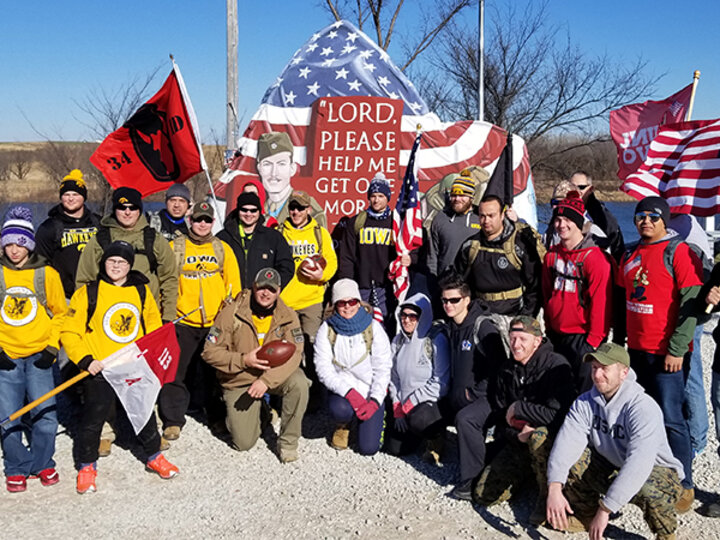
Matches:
[1,287,38,327]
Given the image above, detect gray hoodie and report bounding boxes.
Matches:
[547,369,684,513]
[389,293,450,406]
[427,209,480,276]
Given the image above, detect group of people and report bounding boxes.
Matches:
[1,133,719,539]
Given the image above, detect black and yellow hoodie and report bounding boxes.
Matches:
[0,253,67,359]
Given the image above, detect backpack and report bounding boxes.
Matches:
[622,236,683,281]
[0,266,49,315]
[546,248,595,308]
[85,279,147,334]
[465,221,546,277]
[96,225,158,273]
[173,235,225,278]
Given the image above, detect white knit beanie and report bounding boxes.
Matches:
[332,278,361,304]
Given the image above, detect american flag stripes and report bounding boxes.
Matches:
[388,132,423,302]
[369,280,384,324]
[621,118,720,216]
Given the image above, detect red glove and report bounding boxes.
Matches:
[401,399,414,416]
[508,416,528,430]
[345,389,366,413]
[392,401,404,419]
[356,399,379,421]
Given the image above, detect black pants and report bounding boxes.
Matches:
[79,375,160,464]
[384,401,444,456]
[455,395,495,483]
[158,324,224,428]
[547,331,594,394]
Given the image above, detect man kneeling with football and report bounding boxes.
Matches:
[203,267,310,463]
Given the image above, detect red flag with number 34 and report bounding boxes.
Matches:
[90,66,204,197]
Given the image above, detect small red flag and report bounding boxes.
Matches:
[90,65,204,197]
[610,84,693,180]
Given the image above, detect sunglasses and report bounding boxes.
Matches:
[193,216,213,224]
[336,298,360,308]
[239,207,260,214]
[574,184,589,190]
[399,312,419,321]
[441,296,463,305]
[634,212,662,224]
[118,204,140,212]
[288,203,309,212]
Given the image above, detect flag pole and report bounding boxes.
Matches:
[685,70,700,121]
[0,310,200,426]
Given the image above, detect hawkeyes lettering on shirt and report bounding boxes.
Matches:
[291,241,318,259]
[60,227,98,250]
[359,227,393,246]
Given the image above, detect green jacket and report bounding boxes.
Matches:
[75,214,178,320]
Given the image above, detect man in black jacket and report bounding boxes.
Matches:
[217,191,294,290]
[473,316,575,525]
[35,169,100,299]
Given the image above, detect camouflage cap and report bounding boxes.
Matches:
[257,132,294,163]
[254,267,281,291]
[289,190,312,207]
[508,315,542,337]
[584,342,630,367]
[191,201,214,220]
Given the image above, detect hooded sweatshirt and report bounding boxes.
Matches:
[547,369,684,513]
[389,293,450,406]
[427,208,480,276]
[0,253,67,358]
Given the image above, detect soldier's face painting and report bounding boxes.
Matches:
[257,151,296,197]
[4,244,29,267]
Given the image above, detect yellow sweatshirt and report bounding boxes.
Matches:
[279,217,337,310]
[170,237,242,327]
[0,262,67,359]
[61,279,162,364]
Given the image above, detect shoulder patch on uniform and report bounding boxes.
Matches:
[291,328,303,336]
[207,326,221,344]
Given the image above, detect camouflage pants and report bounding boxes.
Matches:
[474,426,553,506]
[563,448,683,536]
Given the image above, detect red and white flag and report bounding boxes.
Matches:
[621,118,720,216]
[90,63,205,197]
[101,323,180,435]
[610,84,693,180]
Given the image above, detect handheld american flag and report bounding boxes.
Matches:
[369,280,384,324]
[621,118,720,216]
[388,132,423,302]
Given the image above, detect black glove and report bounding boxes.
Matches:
[34,349,56,369]
[0,351,15,371]
[77,355,95,372]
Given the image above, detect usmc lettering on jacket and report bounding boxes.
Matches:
[359,227,393,246]
[60,227,98,251]
[592,414,626,439]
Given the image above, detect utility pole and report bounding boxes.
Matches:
[226,0,238,151]
[478,0,484,122]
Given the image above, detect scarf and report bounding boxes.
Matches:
[163,210,186,225]
[327,307,373,336]
[367,206,392,221]
[251,295,276,318]
[187,229,213,245]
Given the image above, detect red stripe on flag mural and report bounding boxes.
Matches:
[621,118,720,217]
[90,68,203,197]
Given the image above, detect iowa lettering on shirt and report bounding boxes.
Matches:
[60,227,98,249]
[359,227,393,246]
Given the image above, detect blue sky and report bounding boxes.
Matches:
[1,1,717,143]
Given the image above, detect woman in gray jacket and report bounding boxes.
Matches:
[384,293,450,463]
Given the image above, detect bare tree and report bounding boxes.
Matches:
[420,2,660,157]
[74,66,162,140]
[8,151,34,181]
[321,0,476,70]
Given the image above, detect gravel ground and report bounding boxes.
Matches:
[3,327,720,539]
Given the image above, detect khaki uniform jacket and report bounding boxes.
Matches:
[75,214,178,320]
[202,289,304,390]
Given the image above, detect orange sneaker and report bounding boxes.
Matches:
[76,465,97,494]
[146,454,178,479]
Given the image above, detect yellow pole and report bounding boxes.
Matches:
[686,70,700,121]
[0,371,89,426]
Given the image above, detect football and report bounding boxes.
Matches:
[257,340,297,368]
[299,254,327,274]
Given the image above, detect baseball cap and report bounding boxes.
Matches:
[508,315,542,337]
[584,342,630,367]
[254,267,281,291]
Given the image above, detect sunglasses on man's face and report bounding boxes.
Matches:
[399,312,419,321]
[239,207,260,214]
[288,203,308,212]
[193,216,213,224]
[634,212,662,224]
[574,184,589,190]
[118,204,140,212]
[441,296,463,305]
[336,298,359,308]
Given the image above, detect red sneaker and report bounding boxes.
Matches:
[146,454,179,479]
[76,465,97,494]
[6,475,26,493]
[37,468,59,487]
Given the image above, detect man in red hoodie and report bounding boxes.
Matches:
[542,195,613,393]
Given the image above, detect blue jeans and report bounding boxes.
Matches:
[711,370,720,444]
[685,324,709,455]
[327,392,385,455]
[0,352,58,476]
[629,349,693,488]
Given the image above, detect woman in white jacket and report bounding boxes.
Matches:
[314,278,392,455]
